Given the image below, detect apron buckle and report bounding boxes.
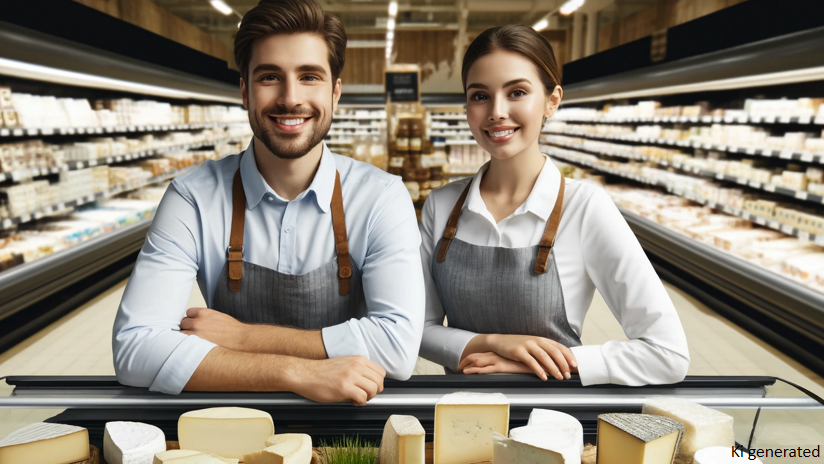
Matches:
[227,246,245,259]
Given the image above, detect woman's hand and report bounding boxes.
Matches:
[482,334,578,380]
[458,352,533,375]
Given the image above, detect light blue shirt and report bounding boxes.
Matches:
[113,141,425,394]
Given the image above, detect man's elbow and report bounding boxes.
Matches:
[111,331,156,389]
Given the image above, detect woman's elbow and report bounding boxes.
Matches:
[662,352,690,384]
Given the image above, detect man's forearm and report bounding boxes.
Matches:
[184,346,299,391]
[240,325,328,359]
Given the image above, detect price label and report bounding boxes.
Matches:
[106,157,113,164]
[765,115,777,123]
[724,116,735,123]
[801,153,814,162]
[754,216,766,225]
[115,156,124,162]
[713,116,723,123]
[795,190,809,200]
[20,214,31,223]
[798,116,812,124]
[89,160,98,167]
[769,220,780,229]
[798,231,810,242]
[729,146,739,153]
[13,128,24,136]
[736,178,748,185]
[816,235,824,246]
[764,183,776,192]
[780,150,794,159]
[749,180,761,188]
[780,116,792,124]
[1,219,11,229]
[780,225,794,235]
[56,203,65,211]
[125,154,133,160]
[746,147,756,154]
[718,145,727,151]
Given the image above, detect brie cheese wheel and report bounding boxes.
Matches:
[526,409,585,455]
[243,434,312,464]
[643,397,734,463]
[178,407,274,459]
[509,423,581,464]
[0,422,89,464]
[153,449,238,464]
[379,415,425,464]
[434,392,509,464]
[104,421,166,464]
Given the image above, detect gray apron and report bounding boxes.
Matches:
[212,166,366,328]
[431,177,581,372]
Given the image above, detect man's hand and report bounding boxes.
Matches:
[458,352,533,375]
[287,356,386,406]
[180,308,250,352]
[483,334,578,381]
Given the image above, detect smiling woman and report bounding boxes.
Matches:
[417,24,691,387]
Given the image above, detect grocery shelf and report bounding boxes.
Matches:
[0,122,247,139]
[445,140,478,145]
[332,115,385,120]
[554,115,824,126]
[541,144,824,246]
[618,206,824,376]
[431,115,467,121]
[541,139,824,206]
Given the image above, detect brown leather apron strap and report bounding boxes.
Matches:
[534,176,565,274]
[436,181,472,263]
[228,169,247,292]
[330,170,351,295]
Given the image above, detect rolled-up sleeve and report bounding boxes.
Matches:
[112,182,216,394]
[417,193,478,371]
[321,178,425,380]
[571,188,690,386]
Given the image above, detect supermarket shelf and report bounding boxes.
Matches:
[329,123,383,130]
[332,115,385,120]
[555,114,824,126]
[444,140,478,145]
[0,122,248,139]
[431,115,467,121]
[431,130,473,136]
[541,139,824,206]
[1,165,200,230]
[541,144,824,246]
[542,130,824,166]
[618,207,824,376]
[432,124,470,130]
[0,139,233,183]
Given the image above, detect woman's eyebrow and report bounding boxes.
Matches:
[466,78,531,91]
[503,78,531,87]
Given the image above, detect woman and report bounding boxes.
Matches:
[418,24,690,386]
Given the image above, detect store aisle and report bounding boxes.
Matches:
[2,279,823,399]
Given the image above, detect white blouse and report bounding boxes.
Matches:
[418,156,690,386]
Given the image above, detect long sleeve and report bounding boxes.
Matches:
[570,187,690,386]
[321,178,425,380]
[112,182,217,395]
[417,193,479,371]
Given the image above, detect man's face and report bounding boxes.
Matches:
[241,33,342,160]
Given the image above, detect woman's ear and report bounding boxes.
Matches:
[545,85,563,119]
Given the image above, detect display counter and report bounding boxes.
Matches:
[2,374,823,461]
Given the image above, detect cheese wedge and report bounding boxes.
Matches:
[596,414,684,464]
[379,415,425,464]
[0,422,89,464]
[694,446,763,464]
[434,392,509,464]
[104,421,166,464]
[178,407,274,458]
[526,409,585,455]
[492,432,566,464]
[243,434,312,464]
[642,398,734,463]
[153,449,238,464]
[509,423,581,464]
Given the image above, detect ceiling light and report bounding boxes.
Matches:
[388,1,398,17]
[533,19,549,31]
[387,18,396,30]
[210,0,234,15]
[0,56,241,104]
[386,31,394,41]
[559,0,584,15]
[237,21,241,28]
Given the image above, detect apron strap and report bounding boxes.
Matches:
[436,181,472,263]
[227,168,352,295]
[228,169,246,292]
[330,170,352,295]
[534,176,565,274]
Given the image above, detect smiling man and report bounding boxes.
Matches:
[112,0,425,405]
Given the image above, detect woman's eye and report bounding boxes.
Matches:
[471,93,488,101]
[511,89,526,97]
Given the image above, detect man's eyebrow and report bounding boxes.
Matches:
[297,64,328,76]
[251,63,328,76]
[252,63,283,74]
[466,83,488,90]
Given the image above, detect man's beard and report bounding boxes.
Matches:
[249,103,332,160]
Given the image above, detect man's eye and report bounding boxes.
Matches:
[261,75,278,82]
[303,76,319,82]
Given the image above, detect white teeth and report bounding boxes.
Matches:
[490,129,515,137]
[275,118,306,125]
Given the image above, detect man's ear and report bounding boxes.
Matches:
[545,85,563,119]
[332,77,342,112]
[240,77,249,110]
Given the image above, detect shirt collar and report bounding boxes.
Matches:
[240,140,336,213]
[464,154,561,223]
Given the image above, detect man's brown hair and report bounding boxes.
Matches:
[234,0,347,83]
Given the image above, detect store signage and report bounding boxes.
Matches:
[385,71,420,103]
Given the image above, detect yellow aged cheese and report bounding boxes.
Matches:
[153,449,238,464]
[0,422,89,464]
[379,415,425,464]
[596,414,684,464]
[243,434,312,464]
[434,392,509,464]
[178,407,274,459]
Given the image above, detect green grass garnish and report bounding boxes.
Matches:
[318,435,378,464]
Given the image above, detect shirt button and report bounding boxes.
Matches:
[284,227,292,233]
[267,196,274,202]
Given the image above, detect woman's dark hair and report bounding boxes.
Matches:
[461,24,560,95]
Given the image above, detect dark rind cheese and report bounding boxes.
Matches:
[597,413,685,463]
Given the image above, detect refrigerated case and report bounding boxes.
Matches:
[1,375,823,463]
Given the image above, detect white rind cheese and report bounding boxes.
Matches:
[492,432,566,464]
[379,415,425,464]
[104,421,166,464]
[642,398,734,463]
[526,409,585,455]
[178,407,274,459]
[153,449,239,464]
[694,446,763,464]
[434,392,510,464]
[243,434,312,464]
[0,422,89,464]
[509,423,581,464]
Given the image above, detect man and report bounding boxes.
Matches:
[112,0,424,406]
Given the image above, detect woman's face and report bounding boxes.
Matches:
[465,49,561,161]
